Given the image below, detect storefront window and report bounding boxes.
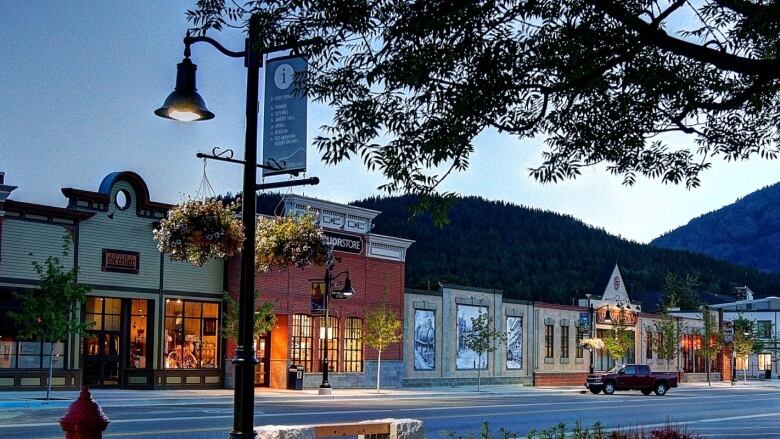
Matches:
[164,299,219,369]
[575,326,584,359]
[758,353,771,371]
[318,316,339,372]
[128,299,147,369]
[291,314,313,372]
[0,293,64,369]
[343,317,363,372]
[560,325,569,358]
[736,355,748,371]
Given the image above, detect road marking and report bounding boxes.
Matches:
[6,394,780,430]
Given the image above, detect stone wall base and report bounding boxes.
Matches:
[402,376,531,387]
[302,361,404,389]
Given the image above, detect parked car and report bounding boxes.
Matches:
[586,364,678,396]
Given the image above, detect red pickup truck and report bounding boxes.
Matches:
[585,364,678,396]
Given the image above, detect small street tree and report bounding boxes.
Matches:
[462,309,507,392]
[653,312,683,372]
[732,313,763,383]
[222,291,277,341]
[697,306,723,386]
[364,301,402,393]
[603,310,634,367]
[10,235,91,400]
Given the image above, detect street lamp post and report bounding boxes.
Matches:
[318,255,355,395]
[155,14,318,438]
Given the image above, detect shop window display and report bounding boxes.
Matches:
[128,299,147,369]
[318,316,339,372]
[343,317,363,372]
[164,299,219,369]
[291,314,313,372]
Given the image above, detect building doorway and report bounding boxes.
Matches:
[254,333,271,387]
[83,297,122,387]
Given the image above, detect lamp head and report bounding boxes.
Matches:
[338,274,355,298]
[603,307,612,324]
[155,57,214,122]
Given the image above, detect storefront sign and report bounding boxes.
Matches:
[262,55,308,176]
[596,307,637,325]
[323,231,363,255]
[102,249,139,274]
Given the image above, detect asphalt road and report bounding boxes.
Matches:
[2,386,779,438]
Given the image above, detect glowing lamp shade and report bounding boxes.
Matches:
[603,308,612,324]
[155,58,214,122]
[338,275,355,297]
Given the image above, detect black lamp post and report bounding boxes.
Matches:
[318,255,355,395]
[155,14,318,438]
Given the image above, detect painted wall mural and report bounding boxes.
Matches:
[506,316,523,369]
[456,304,488,369]
[414,310,436,370]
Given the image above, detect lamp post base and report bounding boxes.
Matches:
[318,386,332,395]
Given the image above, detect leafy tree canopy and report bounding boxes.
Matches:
[189,0,779,218]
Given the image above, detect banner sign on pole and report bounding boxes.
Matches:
[579,312,591,330]
[311,281,325,314]
[262,55,308,176]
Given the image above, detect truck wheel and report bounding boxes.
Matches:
[589,387,601,394]
[640,389,652,396]
[603,382,615,395]
[654,383,667,396]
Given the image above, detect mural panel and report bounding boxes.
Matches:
[414,310,436,370]
[506,316,523,369]
[456,304,488,369]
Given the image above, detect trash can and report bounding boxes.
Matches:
[287,365,304,390]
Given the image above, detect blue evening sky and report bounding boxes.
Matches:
[1,1,777,243]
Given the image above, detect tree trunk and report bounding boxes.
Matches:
[707,358,711,386]
[376,350,382,394]
[476,354,481,392]
[46,342,55,400]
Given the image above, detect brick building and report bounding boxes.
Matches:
[224,195,413,389]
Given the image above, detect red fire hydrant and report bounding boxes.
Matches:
[59,386,110,439]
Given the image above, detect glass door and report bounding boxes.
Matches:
[84,297,122,387]
[254,333,270,387]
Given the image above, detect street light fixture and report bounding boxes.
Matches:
[318,256,355,395]
[155,14,318,438]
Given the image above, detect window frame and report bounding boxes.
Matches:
[544,324,554,359]
[560,325,569,359]
[290,314,313,372]
[343,317,363,373]
[318,315,339,372]
[163,298,220,369]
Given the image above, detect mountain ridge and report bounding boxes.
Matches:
[652,182,780,273]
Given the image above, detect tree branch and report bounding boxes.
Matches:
[593,0,780,77]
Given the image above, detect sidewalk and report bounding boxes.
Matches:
[0,384,546,410]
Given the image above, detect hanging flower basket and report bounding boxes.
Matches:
[580,338,605,351]
[153,199,245,267]
[255,214,330,272]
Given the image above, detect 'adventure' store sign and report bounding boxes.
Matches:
[102,249,140,274]
[324,231,363,255]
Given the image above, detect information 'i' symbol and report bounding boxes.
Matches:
[274,64,295,90]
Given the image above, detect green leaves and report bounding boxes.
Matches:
[221,291,278,340]
[364,301,402,352]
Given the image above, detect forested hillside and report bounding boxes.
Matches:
[652,183,780,273]
[351,195,780,304]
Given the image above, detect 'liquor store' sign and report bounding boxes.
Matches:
[102,249,140,274]
[323,231,363,255]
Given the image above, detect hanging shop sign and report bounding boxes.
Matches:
[323,231,363,255]
[262,55,308,177]
[311,281,325,314]
[578,312,591,330]
[102,249,139,274]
